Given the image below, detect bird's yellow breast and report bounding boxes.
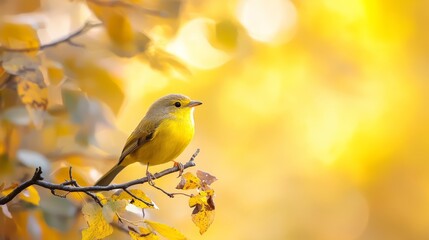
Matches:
[124,111,195,166]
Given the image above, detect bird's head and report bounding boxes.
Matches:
[147,94,202,120]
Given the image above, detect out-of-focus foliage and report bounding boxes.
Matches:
[0,0,213,239]
[1,0,429,239]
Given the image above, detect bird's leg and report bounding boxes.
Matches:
[173,161,184,177]
[146,163,156,186]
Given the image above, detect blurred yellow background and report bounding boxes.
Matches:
[2,0,429,239]
[109,1,429,239]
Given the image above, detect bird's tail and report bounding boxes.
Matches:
[94,165,125,186]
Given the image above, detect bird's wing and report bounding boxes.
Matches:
[117,119,159,166]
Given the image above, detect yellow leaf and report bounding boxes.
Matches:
[0,65,10,88]
[139,45,191,77]
[191,206,215,235]
[16,77,48,110]
[1,185,40,206]
[145,220,187,240]
[20,186,40,206]
[189,190,216,234]
[51,166,91,186]
[15,75,47,128]
[87,1,137,56]
[0,22,40,49]
[176,172,201,190]
[0,0,40,15]
[129,227,160,240]
[46,61,64,85]
[63,60,124,113]
[3,126,20,162]
[50,166,92,203]
[0,137,14,174]
[81,202,113,240]
[114,189,155,209]
[0,184,14,200]
[96,192,108,205]
[189,190,214,208]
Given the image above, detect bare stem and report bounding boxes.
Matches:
[123,188,153,207]
[0,149,198,205]
[0,22,102,52]
[87,0,174,17]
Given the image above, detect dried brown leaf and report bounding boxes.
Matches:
[196,170,217,186]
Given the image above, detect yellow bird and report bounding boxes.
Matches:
[95,94,202,186]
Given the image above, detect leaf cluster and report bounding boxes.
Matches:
[176,170,218,234]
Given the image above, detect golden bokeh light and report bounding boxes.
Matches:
[2,0,429,239]
[237,0,297,43]
[167,18,231,69]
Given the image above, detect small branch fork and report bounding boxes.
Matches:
[0,149,199,206]
[0,0,178,53]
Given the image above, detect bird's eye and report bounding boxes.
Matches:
[174,102,181,108]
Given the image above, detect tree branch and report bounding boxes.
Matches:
[87,0,175,18]
[0,149,199,205]
[0,22,102,53]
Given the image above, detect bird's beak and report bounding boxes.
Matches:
[187,100,202,107]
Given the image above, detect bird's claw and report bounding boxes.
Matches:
[174,161,185,177]
[146,170,156,185]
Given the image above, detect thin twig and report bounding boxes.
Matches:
[0,149,198,205]
[149,181,174,198]
[190,148,200,162]
[168,192,192,197]
[87,0,174,18]
[123,188,153,207]
[68,166,74,182]
[147,148,200,198]
[0,167,44,204]
[52,166,103,206]
[0,22,102,53]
